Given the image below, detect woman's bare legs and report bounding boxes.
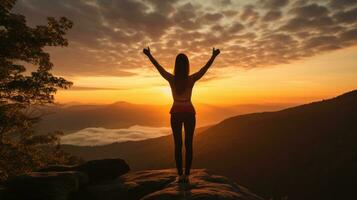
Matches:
[171,114,183,176]
[171,113,196,181]
[184,113,196,176]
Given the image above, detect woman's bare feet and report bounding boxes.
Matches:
[177,175,185,183]
[184,175,190,184]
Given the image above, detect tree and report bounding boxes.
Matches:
[0,0,78,182]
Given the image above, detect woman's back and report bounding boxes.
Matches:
[169,76,195,102]
[169,77,196,114]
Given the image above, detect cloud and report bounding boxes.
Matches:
[203,13,224,21]
[279,16,334,32]
[60,125,171,146]
[262,10,282,21]
[339,28,357,44]
[144,0,178,15]
[228,22,245,34]
[12,0,357,77]
[260,0,290,9]
[290,3,329,19]
[240,5,259,22]
[304,35,340,51]
[219,0,232,6]
[67,86,129,91]
[334,8,357,24]
[329,0,357,9]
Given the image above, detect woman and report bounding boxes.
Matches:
[143,47,220,183]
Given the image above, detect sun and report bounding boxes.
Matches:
[160,86,172,97]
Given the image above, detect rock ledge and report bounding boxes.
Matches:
[75,169,264,200]
[2,158,263,200]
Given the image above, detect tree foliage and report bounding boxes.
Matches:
[0,0,78,182]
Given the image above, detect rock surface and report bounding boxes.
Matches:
[40,158,130,184]
[4,171,88,200]
[73,169,264,200]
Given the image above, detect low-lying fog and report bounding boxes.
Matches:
[61,125,171,146]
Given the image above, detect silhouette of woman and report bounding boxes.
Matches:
[143,47,220,183]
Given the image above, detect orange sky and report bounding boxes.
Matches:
[14,0,357,106]
[56,46,357,105]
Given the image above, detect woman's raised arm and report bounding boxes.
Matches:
[191,48,220,82]
[143,47,173,81]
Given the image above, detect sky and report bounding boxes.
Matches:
[13,0,357,106]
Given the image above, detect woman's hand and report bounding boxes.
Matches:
[143,46,151,56]
[212,47,220,57]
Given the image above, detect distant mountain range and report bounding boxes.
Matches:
[62,90,357,199]
[35,101,291,134]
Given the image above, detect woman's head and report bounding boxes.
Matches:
[174,53,189,94]
[174,53,189,78]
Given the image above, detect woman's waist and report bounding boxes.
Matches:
[171,103,194,108]
[170,100,195,112]
[172,99,193,105]
[170,105,195,114]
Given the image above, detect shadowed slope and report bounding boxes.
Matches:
[193,90,357,199]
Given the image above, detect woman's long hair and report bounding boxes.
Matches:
[174,53,189,94]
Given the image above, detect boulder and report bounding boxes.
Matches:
[76,159,129,183]
[40,158,130,184]
[39,165,74,172]
[0,186,5,199]
[4,171,88,200]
